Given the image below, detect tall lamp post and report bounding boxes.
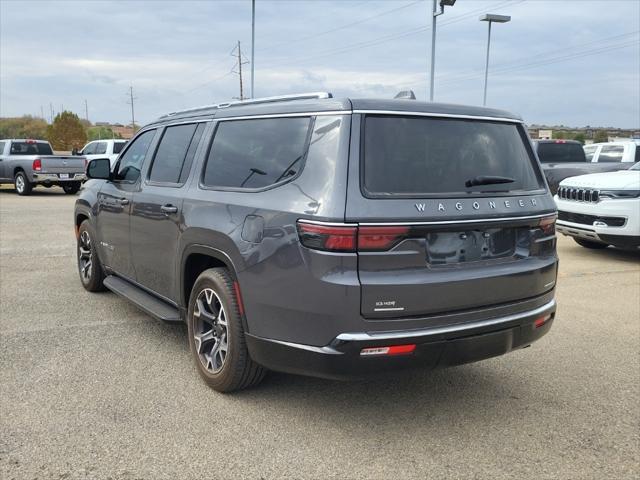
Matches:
[479,13,511,106]
[429,0,456,102]
[251,0,255,98]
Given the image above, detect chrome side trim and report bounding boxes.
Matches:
[297,218,358,227]
[353,109,523,123]
[335,299,556,342]
[360,213,550,226]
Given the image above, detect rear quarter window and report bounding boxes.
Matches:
[113,142,126,154]
[362,115,542,197]
[597,145,625,163]
[536,142,586,163]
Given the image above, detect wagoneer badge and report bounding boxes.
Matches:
[415,198,537,212]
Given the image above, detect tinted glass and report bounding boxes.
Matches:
[635,147,640,163]
[149,123,205,184]
[597,145,624,163]
[10,142,54,155]
[115,130,155,182]
[536,142,586,163]
[0,142,5,154]
[82,143,96,155]
[113,142,126,154]
[203,117,310,189]
[363,116,542,196]
[94,142,107,154]
[583,145,597,161]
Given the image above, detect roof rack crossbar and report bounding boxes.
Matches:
[161,92,333,118]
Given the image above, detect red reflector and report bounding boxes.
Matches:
[534,314,551,328]
[358,226,409,251]
[297,222,357,252]
[233,281,245,316]
[538,214,557,235]
[32,158,42,171]
[360,344,416,356]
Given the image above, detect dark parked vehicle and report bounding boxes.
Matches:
[534,139,628,194]
[75,93,558,392]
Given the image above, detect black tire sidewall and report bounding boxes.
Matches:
[63,182,81,194]
[187,269,247,391]
[77,221,105,291]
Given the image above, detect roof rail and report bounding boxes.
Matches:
[161,92,333,118]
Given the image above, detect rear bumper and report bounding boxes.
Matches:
[246,299,556,380]
[32,173,86,183]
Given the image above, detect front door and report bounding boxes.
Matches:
[95,129,157,279]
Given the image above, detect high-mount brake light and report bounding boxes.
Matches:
[32,159,42,171]
[538,214,557,235]
[297,222,357,252]
[360,344,416,356]
[358,226,410,251]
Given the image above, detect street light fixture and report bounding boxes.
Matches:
[480,13,511,106]
[429,0,456,102]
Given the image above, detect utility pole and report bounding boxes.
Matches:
[40,105,45,120]
[84,99,89,122]
[127,86,136,131]
[232,41,249,101]
[49,103,54,123]
[251,0,255,98]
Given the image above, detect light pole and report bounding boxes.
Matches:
[480,13,511,106]
[429,0,456,102]
[251,0,255,98]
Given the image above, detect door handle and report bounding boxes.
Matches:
[119,198,129,205]
[161,204,178,214]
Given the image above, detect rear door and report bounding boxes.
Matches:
[347,113,557,319]
[130,122,207,301]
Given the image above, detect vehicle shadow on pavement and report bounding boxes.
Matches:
[0,187,67,196]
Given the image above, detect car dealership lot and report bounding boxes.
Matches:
[1,187,638,479]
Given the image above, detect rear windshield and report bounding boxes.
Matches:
[536,142,586,163]
[362,115,542,196]
[113,142,126,154]
[10,142,53,155]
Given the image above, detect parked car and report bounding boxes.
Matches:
[75,93,558,392]
[583,140,640,164]
[533,139,628,194]
[76,139,127,167]
[555,163,640,250]
[0,139,87,195]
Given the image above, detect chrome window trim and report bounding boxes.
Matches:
[214,111,350,122]
[353,109,523,123]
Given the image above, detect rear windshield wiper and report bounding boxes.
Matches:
[465,175,515,188]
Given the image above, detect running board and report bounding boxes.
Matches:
[103,275,181,323]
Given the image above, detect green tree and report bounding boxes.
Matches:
[552,131,568,140]
[47,111,87,150]
[87,126,123,141]
[573,133,586,144]
[0,116,48,139]
[593,130,608,143]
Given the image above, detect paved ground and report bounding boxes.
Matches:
[1,185,638,480]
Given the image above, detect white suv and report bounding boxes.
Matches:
[555,163,640,250]
[79,139,127,167]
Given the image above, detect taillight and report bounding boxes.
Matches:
[358,226,409,251]
[297,222,357,252]
[33,159,42,171]
[538,214,557,235]
[360,344,416,356]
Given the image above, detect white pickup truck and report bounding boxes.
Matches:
[0,139,87,195]
[76,139,127,168]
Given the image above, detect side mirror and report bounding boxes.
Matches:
[86,158,111,180]
[72,148,80,155]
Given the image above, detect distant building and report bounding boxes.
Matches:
[111,125,136,139]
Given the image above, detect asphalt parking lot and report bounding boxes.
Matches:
[1,186,638,480]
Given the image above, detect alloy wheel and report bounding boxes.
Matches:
[15,175,24,193]
[78,230,93,282]
[193,288,229,374]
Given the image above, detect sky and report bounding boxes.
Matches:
[1,0,639,128]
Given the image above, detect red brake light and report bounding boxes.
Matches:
[297,222,357,252]
[360,344,416,356]
[33,158,42,171]
[554,140,566,144]
[358,226,409,251]
[538,214,557,235]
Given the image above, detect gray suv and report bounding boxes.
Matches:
[75,92,558,392]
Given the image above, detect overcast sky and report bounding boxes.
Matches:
[1,0,639,127]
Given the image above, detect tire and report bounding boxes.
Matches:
[574,238,609,249]
[62,182,81,195]
[187,268,265,392]
[77,220,106,292]
[14,171,32,196]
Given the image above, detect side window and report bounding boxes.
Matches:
[0,141,5,155]
[82,143,96,155]
[202,117,311,189]
[115,130,156,182]
[635,146,640,163]
[113,141,126,155]
[149,123,205,184]
[597,145,625,163]
[94,142,107,155]
[583,146,597,162]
